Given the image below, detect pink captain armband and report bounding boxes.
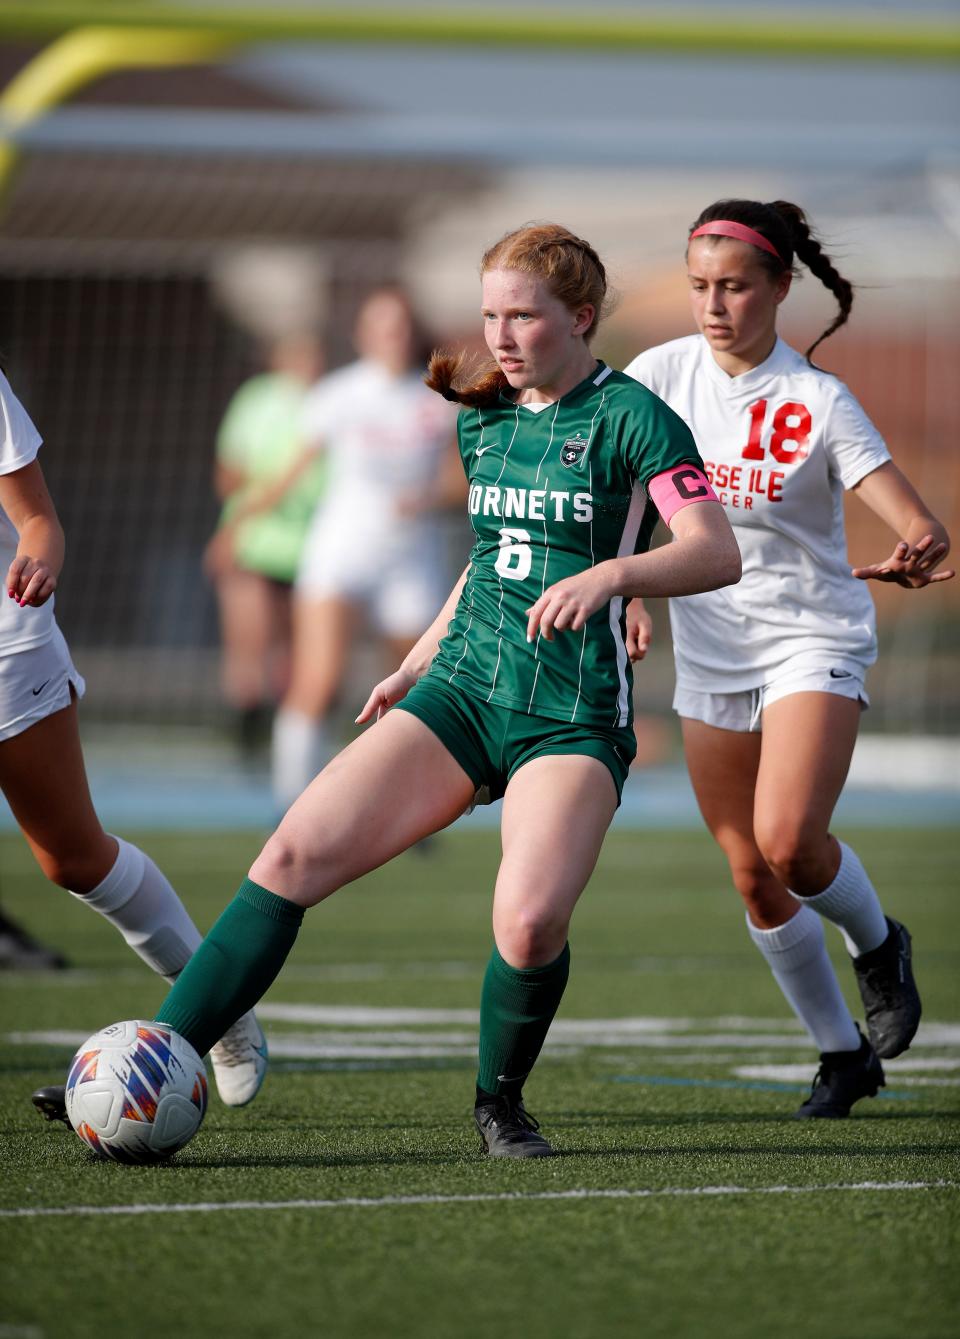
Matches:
[647,465,719,526]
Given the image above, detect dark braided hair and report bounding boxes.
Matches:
[689,199,854,365]
[425,223,608,408]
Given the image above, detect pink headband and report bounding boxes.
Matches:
[689,220,784,263]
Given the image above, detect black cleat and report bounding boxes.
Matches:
[793,1028,885,1119]
[853,917,921,1059]
[474,1096,554,1158]
[32,1084,71,1128]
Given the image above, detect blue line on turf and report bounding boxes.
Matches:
[611,1075,917,1100]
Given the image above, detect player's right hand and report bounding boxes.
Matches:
[6,555,57,607]
[355,668,419,724]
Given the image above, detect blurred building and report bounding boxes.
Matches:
[0,13,957,730]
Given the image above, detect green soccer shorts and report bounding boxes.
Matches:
[394,673,637,805]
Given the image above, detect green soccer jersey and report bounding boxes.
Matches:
[427,362,703,728]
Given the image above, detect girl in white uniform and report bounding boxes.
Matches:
[624,199,953,1118]
[0,368,265,1115]
[271,287,462,811]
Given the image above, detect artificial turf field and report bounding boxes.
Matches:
[1,825,957,1339]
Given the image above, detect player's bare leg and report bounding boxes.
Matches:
[215,566,283,753]
[0,697,118,892]
[757,692,919,1058]
[680,713,881,1115]
[474,754,618,1157]
[493,754,618,967]
[255,709,477,904]
[680,718,794,928]
[3,696,267,1113]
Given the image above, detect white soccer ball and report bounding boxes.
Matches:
[65,1020,208,1163]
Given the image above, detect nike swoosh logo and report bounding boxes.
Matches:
[31,679,50,696]
[476,444,497,457]
[829,669,852,679]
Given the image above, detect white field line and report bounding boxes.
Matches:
[0,1032,848,1069]
[735,1064,960,1088]
[253,1007,960,1048]
[256,1006,804,1031]
[272,1042,479,1060]
[0,1028,841,1056]
[1,1181,955,1221]
[8,1013,960,1063]
[11,1028,953,1060]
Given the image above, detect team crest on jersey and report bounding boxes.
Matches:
[560,436,589,468]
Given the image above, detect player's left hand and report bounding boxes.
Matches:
[525,564,615,642]
[355,667,419,724]
[6,555,57,607]
[852,534,955,589]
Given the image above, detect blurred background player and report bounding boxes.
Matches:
[271,285,464,812]
[0,367,266,1116]
[145,224,740,1157]
[625,198,953,1118]
[0,897,67,969]
[203,332,327,758]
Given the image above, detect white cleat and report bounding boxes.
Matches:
[208,1010,268,1107]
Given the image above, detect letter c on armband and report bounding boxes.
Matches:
[672,468,710,501]
[647,465,719,527]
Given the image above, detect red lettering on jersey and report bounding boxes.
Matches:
[741,399,767,460]
[769,402,812,464]
[767,470,785,502]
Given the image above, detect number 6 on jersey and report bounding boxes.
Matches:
[495,527,533,581]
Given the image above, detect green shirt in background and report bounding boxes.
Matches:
[216,372,327,583]
[427,363,703,729]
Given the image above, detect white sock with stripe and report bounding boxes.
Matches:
[791,841,889,958]
[747,905,861,1054]
[70,837,202,984]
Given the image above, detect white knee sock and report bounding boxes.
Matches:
[70,837,202,983]
[747,905,861,1054]
[791,840,889,958]
[271,706,329,814]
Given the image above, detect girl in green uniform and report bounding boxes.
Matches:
[150,223,740,1156]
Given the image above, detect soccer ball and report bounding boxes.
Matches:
[65,1020,208,1163]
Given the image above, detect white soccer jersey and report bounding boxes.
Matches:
[0,370,56,652]
[624,335,891,690]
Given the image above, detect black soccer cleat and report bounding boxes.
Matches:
[474,1095,554,1158]
[793,1028,885,1119]
[31,1084,71,1128]
[852,917,921,1059]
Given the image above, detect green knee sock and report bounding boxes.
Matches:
[155,878,304,1056]
[476,943,570,1100]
